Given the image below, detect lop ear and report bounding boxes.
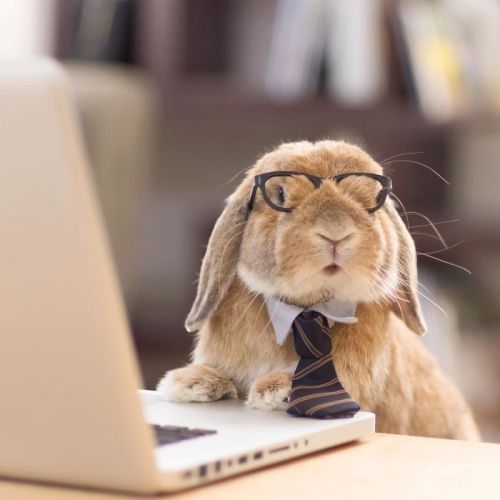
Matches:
[185,188,249,332]
[386,201,427,335]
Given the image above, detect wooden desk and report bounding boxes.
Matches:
[1,434,499,500]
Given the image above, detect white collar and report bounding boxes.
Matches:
[265,295,358,345]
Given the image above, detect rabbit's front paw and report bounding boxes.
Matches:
[246,372,292,411]
[157,364,237,402]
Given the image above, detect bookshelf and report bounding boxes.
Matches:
[52,1,500,369]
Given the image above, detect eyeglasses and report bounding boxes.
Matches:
[246,171,392,217]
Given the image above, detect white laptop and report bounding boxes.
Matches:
[0,59,375,494]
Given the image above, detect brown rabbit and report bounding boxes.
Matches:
[157,140,479,440]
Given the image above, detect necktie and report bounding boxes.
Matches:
[287,311,360,419]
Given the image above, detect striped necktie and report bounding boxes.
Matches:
[287,311,360,419]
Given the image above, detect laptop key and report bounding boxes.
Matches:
[152,424,217,447]
[154,426,188,434]
[190,428,217,436]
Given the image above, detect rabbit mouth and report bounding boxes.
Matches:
[323,263,341,275]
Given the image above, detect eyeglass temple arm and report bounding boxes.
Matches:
[246,184,258,218]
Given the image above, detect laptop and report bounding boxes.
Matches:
[0,59,375,494]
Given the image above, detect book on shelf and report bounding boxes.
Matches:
[325,0,387,106]
[264,0,327,102]
[396,0,500,121]
[231,0,387,106]
[65,0,136,62]
[396,0,467,122]
[228,0,278,96]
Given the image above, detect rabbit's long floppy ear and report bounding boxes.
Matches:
[185,188,249,333]
[386,201,427,335]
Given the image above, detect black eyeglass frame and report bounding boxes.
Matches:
[246,171,392,217]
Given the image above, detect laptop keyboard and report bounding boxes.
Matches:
[152,424,217,447]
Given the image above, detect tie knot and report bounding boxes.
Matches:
[291,311,331,358]
[299,310,323,321]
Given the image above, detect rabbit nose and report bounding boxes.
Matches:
[317,232,354,252]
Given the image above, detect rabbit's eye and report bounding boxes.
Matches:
[277,186,285,205]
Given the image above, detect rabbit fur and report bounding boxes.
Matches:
[157,140,479,440]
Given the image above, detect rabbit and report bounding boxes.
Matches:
[157,140,480,440]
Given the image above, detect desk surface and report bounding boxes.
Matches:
[1,433,499,500]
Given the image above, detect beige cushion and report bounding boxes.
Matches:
[64,62,158,305]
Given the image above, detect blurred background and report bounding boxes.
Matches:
[1,0,499,441]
